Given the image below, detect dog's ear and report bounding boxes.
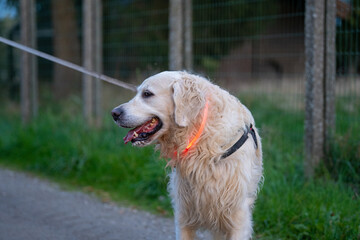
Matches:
[172,77,205,127]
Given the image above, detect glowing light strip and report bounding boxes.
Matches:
[182,99,209,154]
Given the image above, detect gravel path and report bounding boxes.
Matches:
[0,168,177,240]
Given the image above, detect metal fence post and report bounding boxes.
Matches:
[20,0,37,124]
[305,0,336,178]
[169,0,183,70]
[83,0,102,126]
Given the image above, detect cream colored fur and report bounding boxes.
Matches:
[114,71,263,240]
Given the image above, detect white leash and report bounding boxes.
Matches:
[0,36,137,92]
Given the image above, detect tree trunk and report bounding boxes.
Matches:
[51,0,81,99]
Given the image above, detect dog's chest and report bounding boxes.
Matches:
[170,167,243,227]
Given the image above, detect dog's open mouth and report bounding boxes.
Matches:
[123,117,163,144]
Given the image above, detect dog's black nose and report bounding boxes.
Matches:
[111,107,123,121]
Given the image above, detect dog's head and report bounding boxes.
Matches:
[111,71,207,147]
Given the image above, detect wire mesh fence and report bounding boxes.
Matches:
[336,0,360,133]
[332,0,360,183]
[0,0,358,177]
[103,1,169,81]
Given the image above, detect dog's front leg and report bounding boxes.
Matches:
[174,209,196,240]
[212,231,226,240]
[177,225,196,240]
[227,205,253,240]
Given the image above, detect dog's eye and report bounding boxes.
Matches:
[142,90,154,98]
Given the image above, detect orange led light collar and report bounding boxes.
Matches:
[181,99,209,155]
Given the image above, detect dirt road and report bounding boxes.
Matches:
[0,168,176,240]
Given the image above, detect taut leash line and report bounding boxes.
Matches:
[0,36,137,92]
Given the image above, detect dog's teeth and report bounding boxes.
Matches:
[134,132,138,137]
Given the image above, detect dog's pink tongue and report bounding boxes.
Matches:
[123,129,136,144]
[123,118,158,144]
[123,123,146,144]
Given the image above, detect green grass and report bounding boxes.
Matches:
[0,107,172,213]
[0,95,359,239]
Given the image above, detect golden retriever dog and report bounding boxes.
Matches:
[111,71,263,240]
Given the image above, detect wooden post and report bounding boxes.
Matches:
[169,0,183,70]
[184,0,193,71]
[83,0,102,126]
[52,0,81,99]
[305,0,336,178]
[325,0,336,153]
[83,0,92,125]
[20,0,37,124]
[94,0,103,126]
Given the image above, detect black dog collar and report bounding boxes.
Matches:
[221,124,258,159]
